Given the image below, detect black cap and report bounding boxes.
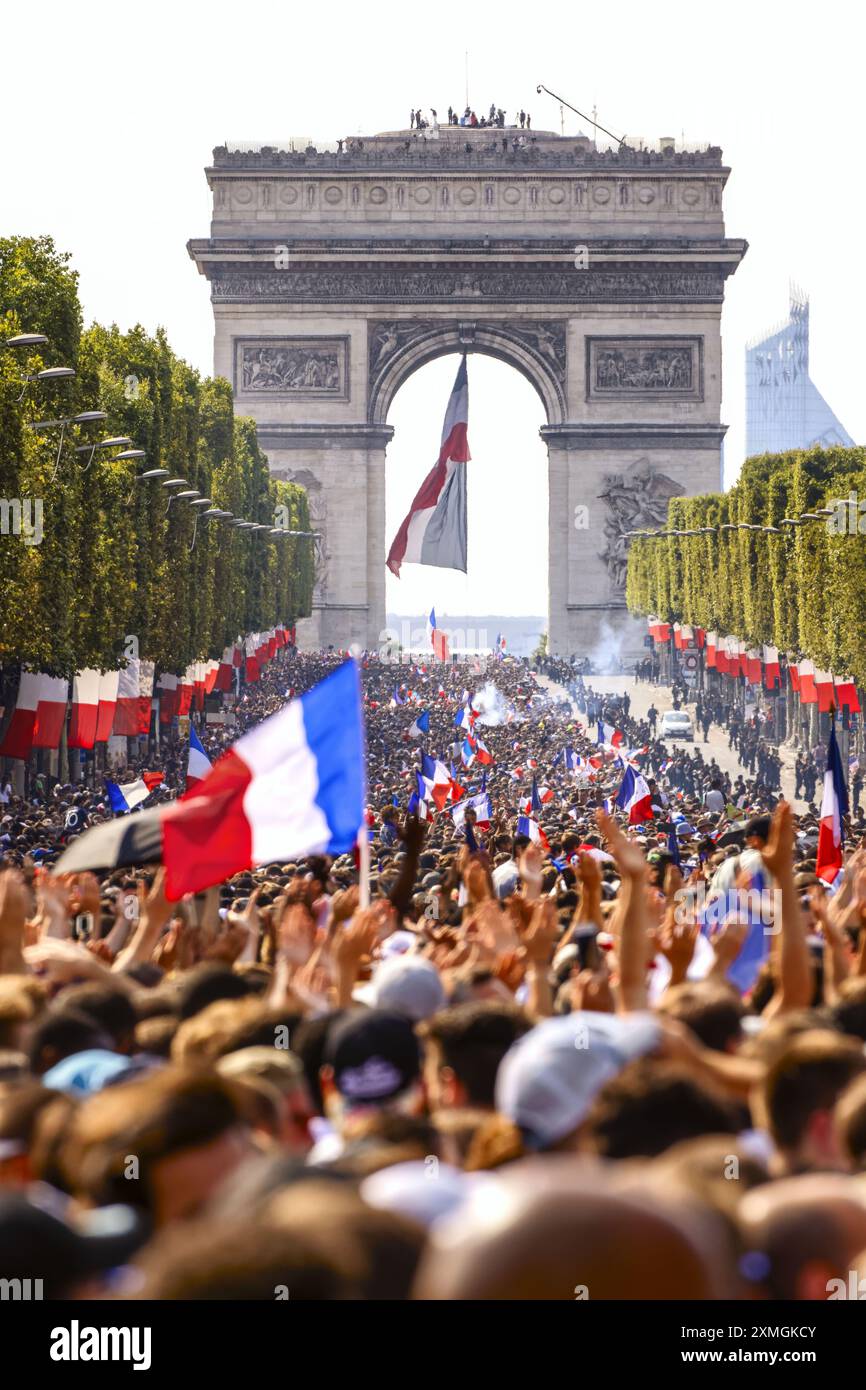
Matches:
[0,1195,147,1297]
[326,1009,420,1104]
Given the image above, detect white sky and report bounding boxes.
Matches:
[2,0,863,616]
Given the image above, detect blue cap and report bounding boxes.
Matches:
[42,1049,134,1096]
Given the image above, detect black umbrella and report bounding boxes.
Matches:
[715,821,749,848]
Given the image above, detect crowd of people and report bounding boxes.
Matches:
[3,646,866,1301]
[632,653,848,803]
[409,105,532,132]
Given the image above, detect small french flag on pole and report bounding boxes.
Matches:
[452,792,491,830]
[530,774,553,813]
[817,723,849,885]
[408,710,430,739]
[516,815,550,852]
[420,752,453,810]
[426,609,450,663]
[106,772,164,815]
[186,724,213,794]
[597,721,625,748]
[614,765,654,825]
[408,773,431,821]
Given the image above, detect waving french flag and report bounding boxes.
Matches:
[420,752,452,810]
[407,710,430,739]
[452,792,491,830]
[817,723,849,884]
[530,774,553,812]
[150,661,365,898]
[386,356,470,577]
[516,815,550,852]
[521,786,553,815]
[461,734,493,769]
[614,765,654,825]
[426,608,450,663]
[449,762,467,802]
[477,740,493,766]
[186,724,213,793]
[597,721,625,748]
[53,665,364,897]
[408,773,431,821]
[106,772,164,815]
[454,703,477,730]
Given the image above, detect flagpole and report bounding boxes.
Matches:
[358,824,371,908]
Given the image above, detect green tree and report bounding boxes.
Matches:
[0,236,313,729]
[626,444,866,682]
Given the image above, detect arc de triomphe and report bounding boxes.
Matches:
[188,125,746,654]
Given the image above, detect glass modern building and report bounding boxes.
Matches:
[745,285,853,457]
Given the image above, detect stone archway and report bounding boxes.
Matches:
[188,123,746,655]
[368,319,566,427]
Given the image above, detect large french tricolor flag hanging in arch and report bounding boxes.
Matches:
[387,355,470,577]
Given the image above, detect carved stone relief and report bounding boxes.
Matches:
[598,459,685,594]
[367,319,567,387]
[368,321,438,377]
[234,338,349,399]
[502,322,567,380]
[214,270,725,304]
[587,337,703,401]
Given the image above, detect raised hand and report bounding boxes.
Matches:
[398,813,426,854]
[521,898,559,965]
[152,916,187,972]
[760,800,794,880]
[709,916,749,975]
[466,898,517,960]
[663,861,683,903]
[517,842,543,900]
[334,904,387,1006]
[656,918,699,983]
[330,886,360,929]
[32,871,72,940]
[464,856,493,906]
[0,869,28,973]
[576,851,602,893]
[570,967,615,1014]
[278,902,317,967]
[67,872,101,919]
[204,920,250,966]
[595,808,647,881]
